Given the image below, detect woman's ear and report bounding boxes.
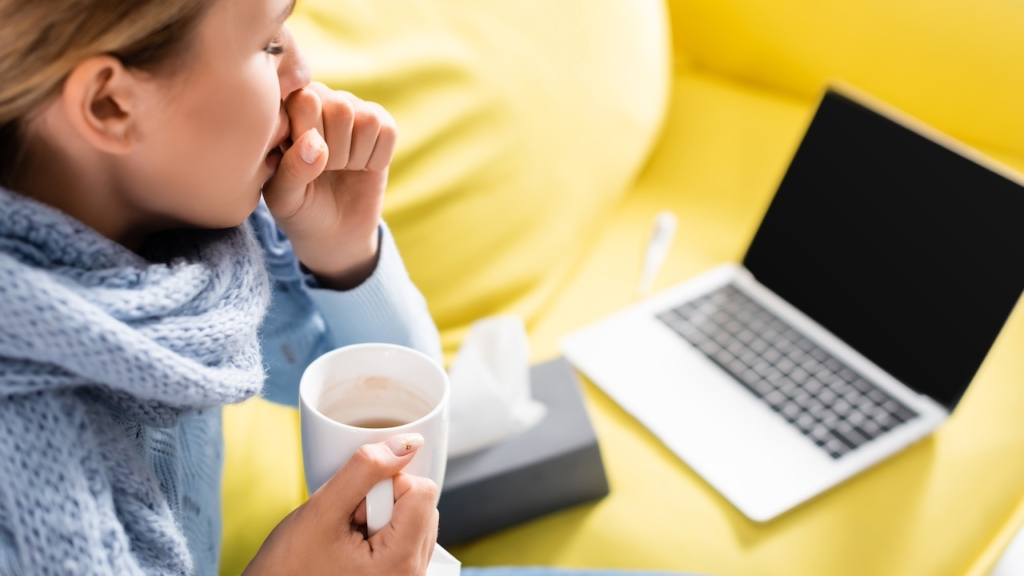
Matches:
[60,56,138,155]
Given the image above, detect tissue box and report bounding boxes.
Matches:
[437,357,610,545]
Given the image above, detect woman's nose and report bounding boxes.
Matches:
[279,26,312,98]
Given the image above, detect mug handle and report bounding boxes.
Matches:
[366,478,395,536]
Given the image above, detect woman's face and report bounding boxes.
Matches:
[122,0,309,230]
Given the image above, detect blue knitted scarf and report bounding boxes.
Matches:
[0,187,270,574]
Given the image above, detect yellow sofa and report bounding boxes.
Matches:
[221,1,1024,575]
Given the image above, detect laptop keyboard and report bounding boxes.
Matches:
[656,284,918,459]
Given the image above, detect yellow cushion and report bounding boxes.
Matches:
[224,1,1024,574]
[289,0,671,356]
[453,70,1024,576]
[667,0,1024,158]
[220,2,671,573]
[220,400,304,575]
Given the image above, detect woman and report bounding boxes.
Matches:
[0,0,696,574]
[0,0,440,573]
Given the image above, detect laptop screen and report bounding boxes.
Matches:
[743,90,1024,411]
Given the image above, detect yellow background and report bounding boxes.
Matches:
[221,1,1024,575]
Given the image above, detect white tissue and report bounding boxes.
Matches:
[427,544,461,576]
[446,316,547,458]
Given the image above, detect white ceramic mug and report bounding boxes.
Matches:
[299,343,450,536]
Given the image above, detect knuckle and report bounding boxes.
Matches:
[285,88,322,120]
[281,157,304,182]
[301,85,321,102]
[415,477,440,502]
[401,557,421,576]
[352,444,388,473]
[333,97,356,121]
[354,102,381,127]
[366,100,386,115]
[377,114,397,139]
[296,86,321,108]
[372,105,390,126]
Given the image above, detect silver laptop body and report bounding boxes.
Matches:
[562,87,1024,521]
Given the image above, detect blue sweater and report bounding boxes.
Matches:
[0,204,442,575]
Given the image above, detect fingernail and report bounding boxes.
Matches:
[385,433,424,455]
[299,129,326,165]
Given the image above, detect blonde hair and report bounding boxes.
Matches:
[0,0,209,185]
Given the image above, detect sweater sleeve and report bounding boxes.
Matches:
[254,203,442,407]
[307,221,443,364]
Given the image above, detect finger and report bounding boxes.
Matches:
[365,102,397,172]
[345,98,383,171]
[284,87,325,152]
[310,434,423,526]
[353,498,367,526]
[419,507,439,569]
[370,473,439,556]
[308,82,356,170]
[261,128,328,218]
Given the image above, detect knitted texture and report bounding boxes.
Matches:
[0,187,270,575]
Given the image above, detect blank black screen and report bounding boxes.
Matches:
[744,90,1024,410]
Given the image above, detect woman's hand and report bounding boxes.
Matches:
[262,82,397,290]
[243,435,439,576]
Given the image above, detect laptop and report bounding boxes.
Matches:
[561,86,1024,522]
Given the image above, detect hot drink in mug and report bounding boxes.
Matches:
[299,343,450,536]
